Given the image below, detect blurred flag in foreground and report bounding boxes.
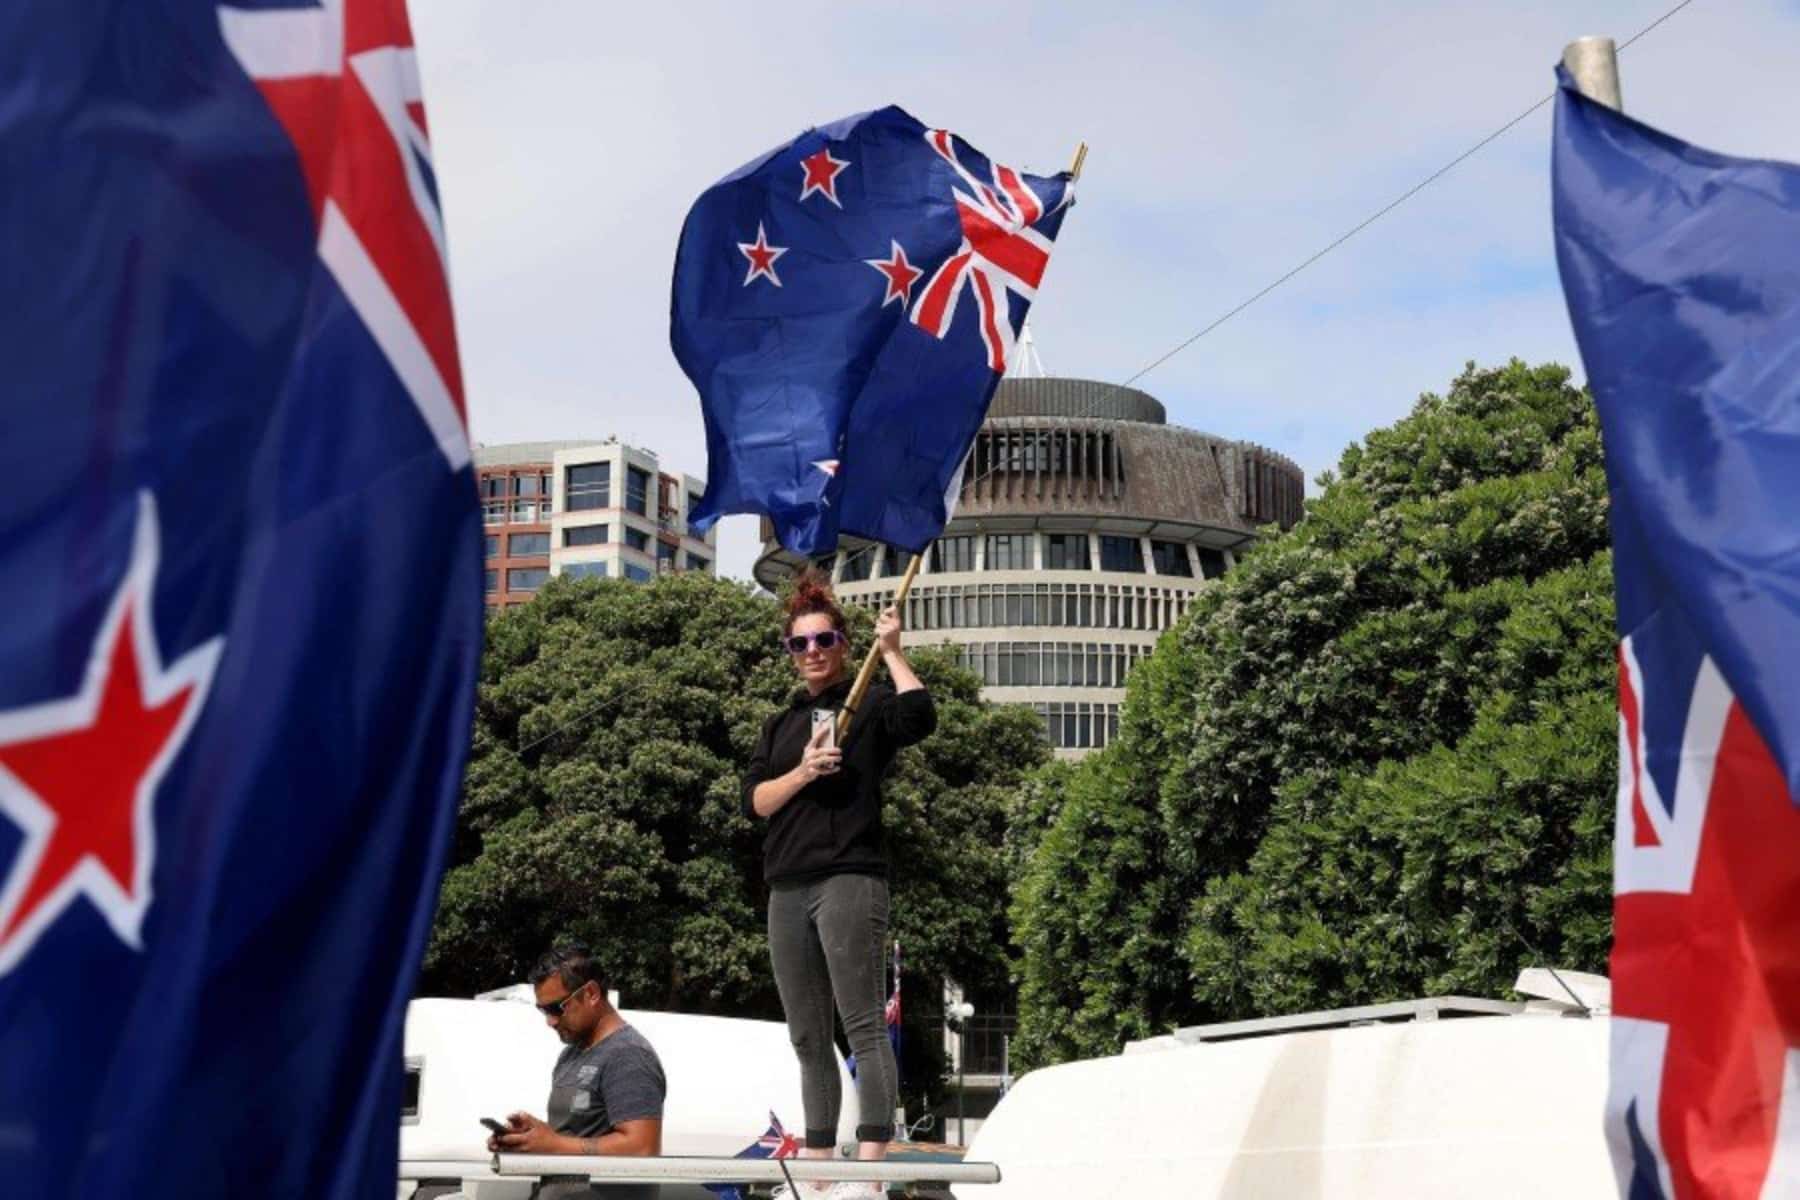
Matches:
[1553,64,1800,1199]
[887,939,903,1061]
[0,1,482,1195]
[672,108,1076,556]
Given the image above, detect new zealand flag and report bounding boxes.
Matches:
[0,1,483,1196]
[1553,65,1800,1197]
[671,108,1076,557]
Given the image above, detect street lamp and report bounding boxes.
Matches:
[946,1000,975,1145]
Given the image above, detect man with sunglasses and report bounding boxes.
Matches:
[488,943,666,1199]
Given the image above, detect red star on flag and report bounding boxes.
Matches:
[865,240,923,308]
[739,222,788,287]
[0,495,222,976]
[798,146,850,207]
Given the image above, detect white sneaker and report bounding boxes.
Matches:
[823,1183,884,1200]
[769,1183,827,1200]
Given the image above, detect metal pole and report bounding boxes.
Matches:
[493,1154,1002,1186]
[1562,37,1622,111]
[957,1020,967,1145]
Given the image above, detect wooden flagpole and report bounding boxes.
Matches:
[836,551,924,742]
[834,139,1087,743]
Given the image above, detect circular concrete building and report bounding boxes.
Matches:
[754,377,1304,757]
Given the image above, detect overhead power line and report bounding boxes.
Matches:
[1119,0,1701,387]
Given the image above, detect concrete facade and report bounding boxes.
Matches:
[753,378,1304,758]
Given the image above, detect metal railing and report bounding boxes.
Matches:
[401,1155,1001,1188]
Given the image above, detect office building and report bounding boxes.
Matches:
[476,439,716,610]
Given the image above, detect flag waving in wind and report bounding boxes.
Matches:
[0,1,482,1196]
[1553,65,1800,1198]
[671,108,1076,557]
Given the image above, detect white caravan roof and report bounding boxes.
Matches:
[964,995,1613,1198]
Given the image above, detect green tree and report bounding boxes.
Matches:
[1011,360,1618,1066]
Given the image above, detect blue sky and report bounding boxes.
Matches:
[411,0,1800,580]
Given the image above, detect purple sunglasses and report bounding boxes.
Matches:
[784,630,843,654]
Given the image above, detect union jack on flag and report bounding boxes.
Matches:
[1554,67,1800,1197]
[218,0,467,465]
[756,1111,803,1160]
[704,1112,801,1200]
[911,130,1058,373]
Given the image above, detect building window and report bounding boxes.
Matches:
[564,561,607,580]
[507,566,548,592]
[902,582,1207,633]
[985,534,1032,571]
[566,463,610,511]
[931,536,975,573]
[1028,701,1122,750]
[1198,548,1228,580]
[1150,540,1193,577]
[484,568,497,594]
[483,534,499,559]
[878,546,911,577]
[1099,535,1144,573]
[625,563,653,583]
[509,532,549,557]
[687,492,707,539]
[565,525,608,548]
[840,548,874,583]
[656,540,677,563]
[513,474,540,497]
[483,503,505,526]
[510,500,540,524]
[624,526,650,553]
[1044,533,1090,571]
[625,466,650,515]
[481,476,505,499]
[686,552,710,572]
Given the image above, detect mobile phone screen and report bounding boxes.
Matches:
[811,706,837,748]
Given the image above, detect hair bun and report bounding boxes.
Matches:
[783,565,847,632]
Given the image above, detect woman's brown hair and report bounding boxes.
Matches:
[782,565,847,635]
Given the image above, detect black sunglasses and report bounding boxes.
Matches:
[784,630,843,654]
[536,982,591,1017]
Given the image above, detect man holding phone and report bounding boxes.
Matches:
[488,943,666,1199]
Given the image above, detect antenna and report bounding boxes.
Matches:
[1009,323,1048,378]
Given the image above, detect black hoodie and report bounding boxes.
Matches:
[741,678,936,884]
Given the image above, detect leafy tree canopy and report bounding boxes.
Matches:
[1011,360,1617,1069]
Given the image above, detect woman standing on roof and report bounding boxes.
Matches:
[743,567,935,1200]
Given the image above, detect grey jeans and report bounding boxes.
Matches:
[767,873,896,1147]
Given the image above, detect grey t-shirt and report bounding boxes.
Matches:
[538,1023,667,1200]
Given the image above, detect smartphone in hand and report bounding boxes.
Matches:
[811,706,837,749]
[480,1117,510,1137]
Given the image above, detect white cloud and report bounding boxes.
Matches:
[411,0,1800,578]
